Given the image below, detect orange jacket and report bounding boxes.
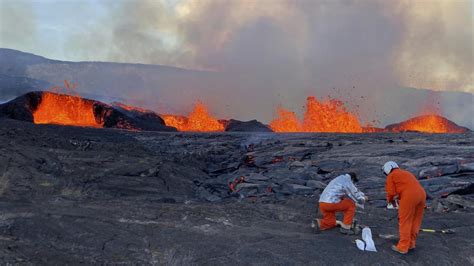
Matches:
[385,168,424,202]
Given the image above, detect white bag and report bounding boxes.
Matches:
[362,227,377,252]
[355,239,366,251]
[355,227,377,252]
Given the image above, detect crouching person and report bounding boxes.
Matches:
[314,172,367,234]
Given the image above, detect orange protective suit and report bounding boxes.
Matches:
[319,198,355,230]
[386,168,426,252]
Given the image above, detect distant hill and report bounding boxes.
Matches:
[0,48,215,103]
[0,74,52,101]
[0,48,472,129]
[373,86,474,130]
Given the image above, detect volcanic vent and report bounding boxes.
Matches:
[33,91,103,127]
[0,91,176,131]
[386,114,470,133]
[0,91,470,133]
[270,96,363,133]
[162,101,225,132]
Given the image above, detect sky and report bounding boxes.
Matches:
[0,0,473,125]
[1,0,472,92]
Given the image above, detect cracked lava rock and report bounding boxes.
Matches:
[0,118,473,264]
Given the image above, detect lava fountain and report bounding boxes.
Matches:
[270,96,363,133]
[162,101,224,132]
[267,107,300,132]
[386,91,469,133]
[386,114,469,133]
[33,92,103,128]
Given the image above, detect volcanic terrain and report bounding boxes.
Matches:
[0,118,473,264]
[0,91,470,135]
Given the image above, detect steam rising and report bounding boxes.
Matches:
[0,0,472,127]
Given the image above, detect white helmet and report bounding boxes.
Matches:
[382,161,399,175]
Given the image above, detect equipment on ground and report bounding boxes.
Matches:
[420,228,455,234]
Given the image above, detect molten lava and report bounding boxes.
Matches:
[268,107,301,132]
[162,101,224,132]
[302,97,363,133]
[386,91,469,133]
[386,114,468,133]
[33,92,102,128]
[270,96,363,133]
[162,115,188,130]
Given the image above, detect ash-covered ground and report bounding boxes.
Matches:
[0,118,473,265]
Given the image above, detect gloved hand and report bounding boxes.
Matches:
[387,200,399,209]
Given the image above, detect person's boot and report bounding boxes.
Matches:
[352,219,360,235]
[311,218,321,233]
[391,245,408,255]
[339,223,355,235]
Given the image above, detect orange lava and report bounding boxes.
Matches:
[33,92,102,128]
[268,107,301,132]
[161,114,188,130]
[387,91,468,133]
[162,101,224,132]
[270,96,363,133]
[387,114,468,133]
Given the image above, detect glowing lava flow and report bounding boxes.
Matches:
[387,90,469,133]
[386,114,468,133]
[268,107,301,132]
[162,101,224,132]
[33,92,102,128]
[270,96,363,133]
[302,96,363,133]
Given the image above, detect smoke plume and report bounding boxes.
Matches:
[0,0,472,126]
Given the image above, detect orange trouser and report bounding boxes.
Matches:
[397,189,426,252]
[319,198,355,230]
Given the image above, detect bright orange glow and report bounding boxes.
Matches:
[270,96,363,133]
[387,114,468,133]
[302,96,363,133]
[387,91,468,133]
[33,92,102,128]
[161,114,188,130]
[268,107,301,132]
[162,101,224,132]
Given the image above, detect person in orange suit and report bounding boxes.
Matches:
[313,172,367,234]
[383,161,426,254]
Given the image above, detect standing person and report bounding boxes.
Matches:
[313,172,367,234]
[383,161,426,254]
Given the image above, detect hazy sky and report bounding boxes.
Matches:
[0,0,473,128]
[1,0,472,93]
